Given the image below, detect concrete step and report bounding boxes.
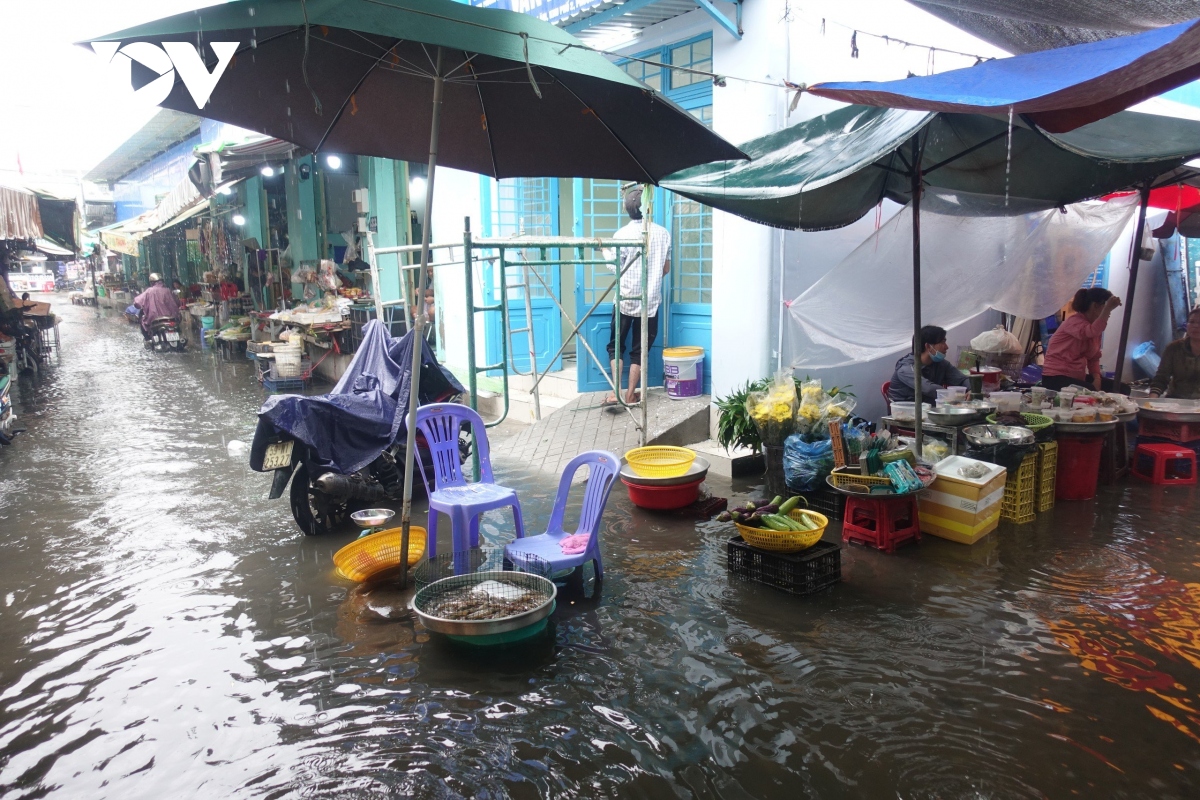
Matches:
[475,390,574,426]
[506,365,581,401]
[685,438,764,479]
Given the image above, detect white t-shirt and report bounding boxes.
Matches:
[608,219,671,316]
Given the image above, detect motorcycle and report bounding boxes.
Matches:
[145,316,187,352]
[0,363,19,445]
[249,322,467,536]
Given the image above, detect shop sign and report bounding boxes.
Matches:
[91,41,238,110]
[100,230,141,257]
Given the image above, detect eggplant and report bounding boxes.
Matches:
[757,504,779,515]
[715,511,733,522]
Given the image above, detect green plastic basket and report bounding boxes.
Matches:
[985,412,1053,432]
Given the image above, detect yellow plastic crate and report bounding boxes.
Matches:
[1000,454,1037,524]
[1036,443,1057,512]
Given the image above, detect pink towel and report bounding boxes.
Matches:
[560,534,590,555]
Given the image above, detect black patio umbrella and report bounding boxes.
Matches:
[86,0,746,587]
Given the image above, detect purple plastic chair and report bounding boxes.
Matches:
[503,450,619,583]
[415,403,525,560]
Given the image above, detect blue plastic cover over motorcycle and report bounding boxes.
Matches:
[249,321,463,474]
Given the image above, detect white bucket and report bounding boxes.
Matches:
[663,347,705,399]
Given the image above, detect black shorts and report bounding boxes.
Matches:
[607,311,659,364]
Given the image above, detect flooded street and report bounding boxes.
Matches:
[2,296,1200,798]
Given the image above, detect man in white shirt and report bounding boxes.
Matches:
[605,187,671,405]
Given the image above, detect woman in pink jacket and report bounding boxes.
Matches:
[1041,287,1122,391]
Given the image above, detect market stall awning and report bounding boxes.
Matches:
[906,0,1200,55]
[659,104,1200,231]
[0,184,43,241]
[36,238,74,257]
[809,18,1200,132]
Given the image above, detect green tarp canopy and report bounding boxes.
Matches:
[660,104,1200,231]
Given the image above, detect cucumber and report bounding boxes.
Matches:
[761,515,791,531]
[792,513,815,531]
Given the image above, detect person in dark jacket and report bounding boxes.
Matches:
[889,325,970,403]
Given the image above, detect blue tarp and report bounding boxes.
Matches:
[249,321,463,475]
[811,18,1200,132]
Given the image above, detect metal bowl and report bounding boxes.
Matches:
[620,456,710,487]
[412,571,557,637]
[350,508,395,528]
[962,424,1035,447]
[928,406,984,426]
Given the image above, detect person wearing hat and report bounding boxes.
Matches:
[133,273,181,341]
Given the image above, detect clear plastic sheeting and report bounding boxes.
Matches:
[784,190,1140,369]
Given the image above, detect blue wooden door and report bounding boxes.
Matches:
[482,177,562,375]
[574,178,665,393]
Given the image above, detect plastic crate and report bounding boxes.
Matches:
[796,489,846,520]
[270,357,313,381]
[1000,453,1037,524]
[1036,442,1057,513]
[726,537,841,597]
[1138,417,1200,444]
[263,376,310,393]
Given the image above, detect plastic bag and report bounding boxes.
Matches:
[970,325,1023,354]
[796,378,829,429]
[746,370,797,447]
[814,393,857,437]
[783,435,834,493]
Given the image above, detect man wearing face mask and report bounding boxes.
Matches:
[889,325,970,404]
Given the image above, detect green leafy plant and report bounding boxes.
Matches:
[715,375,855,453]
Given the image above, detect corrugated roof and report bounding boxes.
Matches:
[84,109,202,184]
[561,0,706,46]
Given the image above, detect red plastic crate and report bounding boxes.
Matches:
[1138,417,1200,444]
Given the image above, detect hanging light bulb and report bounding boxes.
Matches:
[325,154,342,170]
[232,213,246,226]
[260,165,275,177]
[216,185,232,196]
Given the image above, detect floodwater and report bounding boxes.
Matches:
[1,297,1199,799]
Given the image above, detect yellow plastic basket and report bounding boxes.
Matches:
[624,446,696,478]
[828,467,892,489]
[735,509,828,553]
[334,527,427,582]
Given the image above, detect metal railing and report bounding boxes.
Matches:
[366,214,655,445]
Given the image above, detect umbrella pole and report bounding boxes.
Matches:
[1111,183,1152,390]
[910,135,923,455]
[398,48,445,590]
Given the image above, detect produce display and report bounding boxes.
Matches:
[715,495,822,532]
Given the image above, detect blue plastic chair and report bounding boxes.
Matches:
[504,450,620,583]
[415,403,525,560]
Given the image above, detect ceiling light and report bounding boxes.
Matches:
[325,154,342,169]
[260,165,275,177]
[232,213,246,226]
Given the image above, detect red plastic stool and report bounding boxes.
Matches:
[1132,443,1197,486]
[842,495,921,553]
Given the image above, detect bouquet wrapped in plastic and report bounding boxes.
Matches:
[746,370,798,447]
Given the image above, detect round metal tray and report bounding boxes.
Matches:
[1135,400,1200,423]
[620,455,710,487]
[1054,419,1119,434]
[412,571,557,637]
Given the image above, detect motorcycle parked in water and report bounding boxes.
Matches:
[0,364,20,445]
[145,316,187,352]
[249,323,468,536]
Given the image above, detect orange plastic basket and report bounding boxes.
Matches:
[334,527,427,582]
[624,446,696,478]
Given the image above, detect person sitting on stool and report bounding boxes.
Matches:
[605,186,670,405]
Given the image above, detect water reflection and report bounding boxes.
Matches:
[0,299,1198,797]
